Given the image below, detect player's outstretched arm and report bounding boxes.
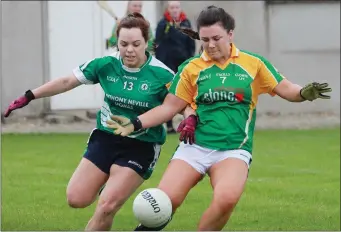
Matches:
[257,56,332,102]
[140,93,188,127]
[32,74,82,99]
[273,79,332,102]
[107,93,188,136]
[3,74,81,117]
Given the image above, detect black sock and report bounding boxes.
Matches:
[134,216,172,231]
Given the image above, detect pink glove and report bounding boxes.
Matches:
[177,115,198,145]
[4,90,35,117]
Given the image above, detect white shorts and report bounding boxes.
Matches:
[171,142,253,175]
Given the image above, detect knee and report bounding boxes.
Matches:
[213,193,240,214]
[66,190,93,208]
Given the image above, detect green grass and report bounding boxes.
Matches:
[2,128,340,231]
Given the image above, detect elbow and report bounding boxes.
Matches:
[62,76,78,92]
[61,77,71,92]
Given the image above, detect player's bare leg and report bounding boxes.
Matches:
[158,159,203,213]
[134,159,202,231]
[197,158,248,230]
[85,164,144,231]
[66,158,109,208]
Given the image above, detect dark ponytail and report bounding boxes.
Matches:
[175,5,235,42]
[177,27,200,40]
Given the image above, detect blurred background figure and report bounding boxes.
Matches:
[155,1,196,133]
[155,1,195,72]
[98,0,155,53]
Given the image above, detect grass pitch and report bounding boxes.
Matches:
[2,128,340,230]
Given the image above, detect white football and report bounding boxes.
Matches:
[133,188,172,228]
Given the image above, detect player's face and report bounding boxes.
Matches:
[118,28,147,68]
[128,1,143,14]
[167,1,181,19]
[199,23,233,62]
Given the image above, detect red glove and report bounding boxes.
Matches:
[3,90,35,117]
[177,115,198,145]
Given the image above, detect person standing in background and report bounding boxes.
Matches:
[155,1,196,133]
[98,0,155,53]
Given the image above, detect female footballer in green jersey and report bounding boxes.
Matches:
[107,6,332,231]
[3,13,194,231]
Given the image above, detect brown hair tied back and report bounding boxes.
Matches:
[127,12,145,20]
[117,12,150,42]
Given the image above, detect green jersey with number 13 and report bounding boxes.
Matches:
[73,51,174,144]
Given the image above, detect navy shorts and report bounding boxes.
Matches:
[83,129,161,180]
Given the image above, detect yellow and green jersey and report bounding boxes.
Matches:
[169,43,285,153]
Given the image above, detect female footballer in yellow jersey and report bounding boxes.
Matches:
[107,6,332,231]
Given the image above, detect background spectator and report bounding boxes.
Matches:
[154,1,196,133]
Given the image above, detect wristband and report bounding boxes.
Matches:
[131,117,143,131]
[25,90,35,101]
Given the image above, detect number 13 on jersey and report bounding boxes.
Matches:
[123,81,134,91]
